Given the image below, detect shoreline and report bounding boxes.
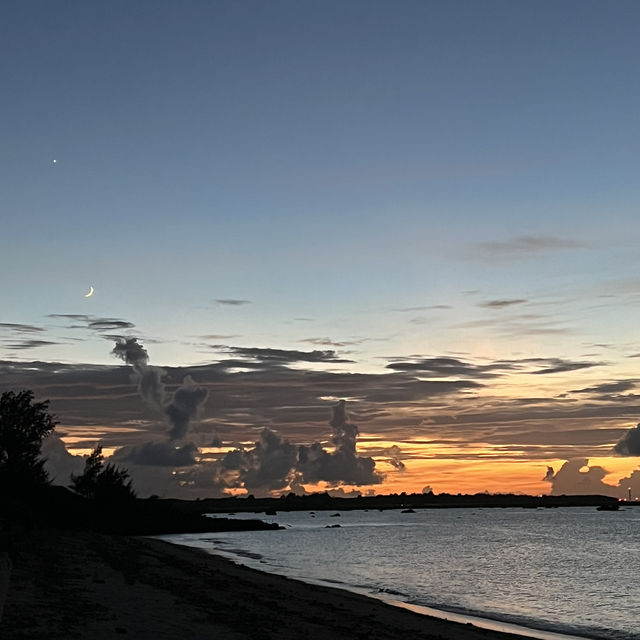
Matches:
[4,527,545,640]
[385,600,591,640]
[186,542,594,640]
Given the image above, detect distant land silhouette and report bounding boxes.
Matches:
[1,485,282,537]
[3,487,627,541]
[158,490,627,518]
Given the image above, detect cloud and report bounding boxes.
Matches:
[614,423,640,456]
[479,299,528,309]
[385,356,505,379]
[218,346,354,364]
[47,314,91,321]
[112,337,166,408]
[9,336,640,500]
[362,378,481,403]
[165,376,209,440]
[455,313,573,339]
[89,319,135,331]
[221,428,299,493]
[570,380,637,398]
[385,444,406,471]
[209,400,384,496]
[543,458,615,496]
[113,440,199,466]
[40,434,85,485]
[1,352,622,445]
[529,358,602,375]
[5,339,59,350]
[1,352,486,452]
[113,338,209,442]
[330,399,358,450]
[215,299,251,306]
[475,235,583,259]
[393,305,451,312]
[300,337,363,347]
[0,322,45,333]
[490,428,626,447]
[47,314,135,334]
[297,400,383,486]
[543,458,640,499]
[0,323,55,349]
[112,337,150,368]
[385,355,602,382]
[100,339,214,494]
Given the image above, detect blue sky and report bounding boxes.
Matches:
[2,1,640,496]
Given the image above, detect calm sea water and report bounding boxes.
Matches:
[162,507,640,640]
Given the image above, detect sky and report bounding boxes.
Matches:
[2,0,640,499]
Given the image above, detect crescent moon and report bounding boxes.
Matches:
[84,286,94,298]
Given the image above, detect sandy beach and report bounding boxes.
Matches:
[1,528,529,640]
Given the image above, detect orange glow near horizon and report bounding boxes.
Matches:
[378,458,555,495]
[58,431,640,498]
[291,456,640,498]
[67,446,118,458]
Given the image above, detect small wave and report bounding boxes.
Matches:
[405,599,623,640]
[225,548,264,560]
[200,538,227,545]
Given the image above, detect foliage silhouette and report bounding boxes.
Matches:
[0,390,57,496]
[0,391,275,536]
[70,445,136,503]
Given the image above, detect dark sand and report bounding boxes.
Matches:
[3,528,525,640]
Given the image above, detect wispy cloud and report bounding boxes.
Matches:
[479,299,528,309]
[5,339,59,350]
[215,299,251,306]
[386,356,507,379]
[300,337,364,347]
[47,314,135,334]
[0,322,45,333]
[47,314,91,321]
[215,345,354,364]
[89,319,135,331]
[456,312,573,338]
[393,305,451,312]
[0,322,58,350]
[474,235,583,260]
[529,358,603,375]
[570,380,637,396]
[386,355,604,379]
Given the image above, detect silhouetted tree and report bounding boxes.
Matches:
[0,390,57,495]
[70,445,135,502]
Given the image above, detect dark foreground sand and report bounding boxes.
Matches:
[2,529,524,640]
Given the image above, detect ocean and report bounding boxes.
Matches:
[161,506,640,640]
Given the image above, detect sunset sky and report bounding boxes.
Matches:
[3,0,640,499]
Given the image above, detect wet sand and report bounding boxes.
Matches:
[3,528,527,640]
